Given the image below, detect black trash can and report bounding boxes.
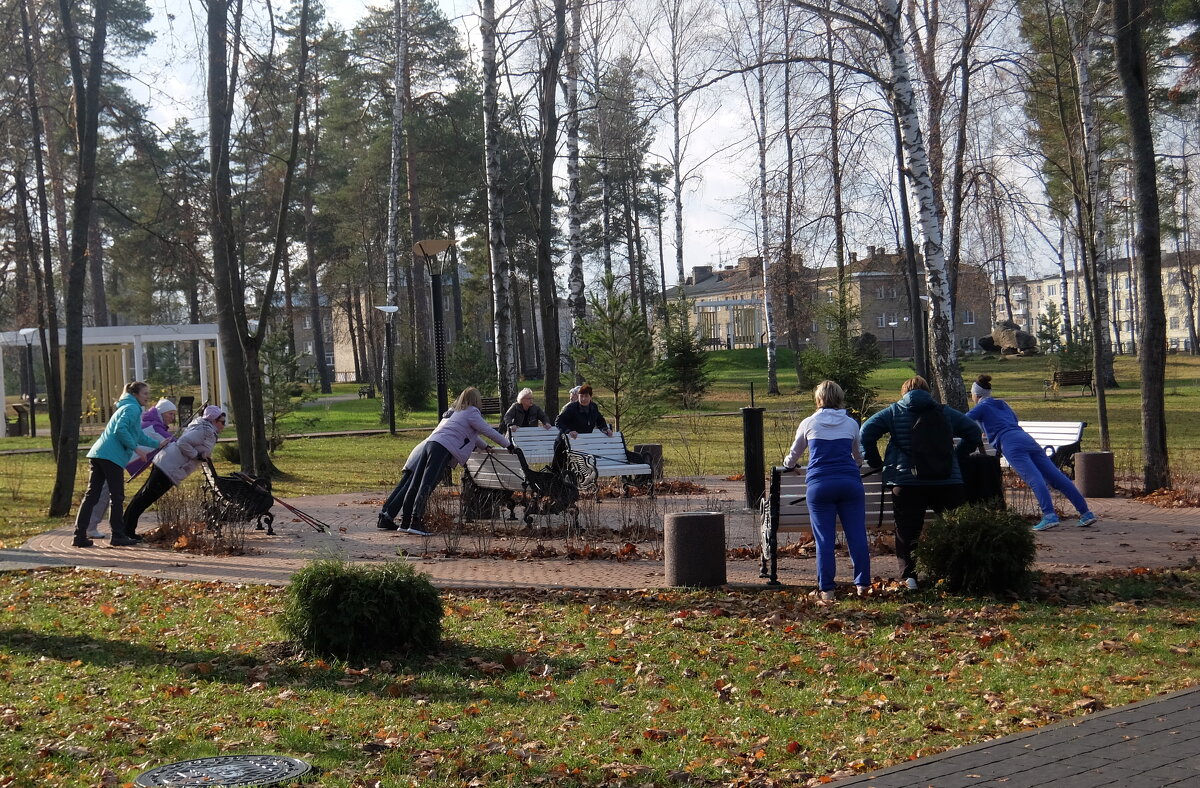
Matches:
[664,511,726,587]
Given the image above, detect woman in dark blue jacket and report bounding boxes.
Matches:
[860,376,982,589]
[555,383,612,438]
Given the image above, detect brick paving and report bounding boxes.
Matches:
[2,482,1199,787]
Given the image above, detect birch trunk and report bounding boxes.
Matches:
[754,3,778,395]
[383,0,407,425]
[883,0,966,409]
[566,0,585,384]
[482,0,516,403]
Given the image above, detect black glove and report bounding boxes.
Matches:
[506,444,517,454]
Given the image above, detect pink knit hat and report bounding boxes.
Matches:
[203,405,226,422]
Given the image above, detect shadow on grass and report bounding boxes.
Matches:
[0,626,585,704]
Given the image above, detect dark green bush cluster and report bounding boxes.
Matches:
[916,503,1036,596]
[395,353,432,411]
[280,560,443,661]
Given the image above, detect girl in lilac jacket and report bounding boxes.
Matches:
[381,387,511,535]
[782,380,870,601]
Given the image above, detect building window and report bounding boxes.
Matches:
[811,321,819,333]
[322,319,333,337]
[1123,321,1132,333]
[1171,337,1180,349]
[1169,294,1180,308]
[826,289,836,303]
[303,341,314,355]
[1169,272,1180,284]
[325,353,335,367]
[1124,298,1131,310]
[963,310,975,325]
[1124,277,1131,290]
[1048,284,1057,296]
[302,315,311,329]
[1036,285,1043,295]
[876,314,887,328]
[1170,316,1180,330]
[826,319,835,331]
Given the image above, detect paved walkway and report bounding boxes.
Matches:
[2,485,1198,787]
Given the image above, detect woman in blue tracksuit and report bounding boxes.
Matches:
[782,380,870,601]
[966,374,1096,531]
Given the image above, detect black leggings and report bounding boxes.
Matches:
[74,459,126,538]
[124,466,176,536]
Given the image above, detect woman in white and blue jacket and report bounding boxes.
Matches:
[781,380,870,601]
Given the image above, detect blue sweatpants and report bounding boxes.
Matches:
[806,475,870,591]
[1002,433,1089,517]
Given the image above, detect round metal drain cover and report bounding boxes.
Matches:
[135,754,311,787]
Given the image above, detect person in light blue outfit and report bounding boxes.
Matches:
[966,374,1097,531]
[72,382,168,547]
[782,380,870,601]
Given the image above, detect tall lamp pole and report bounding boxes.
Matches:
[888,320,898,359]
[415,239,457,416]
[18,328,37,437]
[374,305,399,435]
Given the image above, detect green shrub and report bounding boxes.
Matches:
[280,560,443,661]
[395,353,433,411]
[915,503,1036,596]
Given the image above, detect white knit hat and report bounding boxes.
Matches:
[155,398,178,415]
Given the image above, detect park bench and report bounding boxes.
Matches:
[986,420,1088,478]
[563,431,654,498]
[461,446,578,524]
[508,425,562,467]
[1043,369,1094,398]
[759,465,894,586]
[176,396,195,428]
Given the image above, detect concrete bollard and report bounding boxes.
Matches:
[664,511,726,587]
[1075,451,1115,498]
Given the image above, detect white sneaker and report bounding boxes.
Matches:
[905,577,919,591]
[86,528,104,539]
[817,590,836,602]
[856,585,869,597]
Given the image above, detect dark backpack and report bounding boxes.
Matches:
[909,405,954,479]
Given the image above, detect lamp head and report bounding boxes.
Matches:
[18,327,37,346]
[374,305,400,314]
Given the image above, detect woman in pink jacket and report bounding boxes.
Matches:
[380,387,511,536]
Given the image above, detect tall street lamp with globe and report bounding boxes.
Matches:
[18,327,37,437]
[888,319,898,359]
[374,305,399,435]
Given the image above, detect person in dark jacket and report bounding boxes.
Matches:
[860,376,982,590]
[555,384,613,438]
[966,374,1096,531]
[500,388,554,432]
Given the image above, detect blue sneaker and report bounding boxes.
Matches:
[1078,511,1098,527]
[1033,514,1060,531]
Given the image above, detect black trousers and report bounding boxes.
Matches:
[891,484,966,579]
[74,459,127,539]
[399,441,453,528]
[124,466,176,535]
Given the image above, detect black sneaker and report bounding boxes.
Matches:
[127,533,144,542]
[377,513,399,531]
[109,536,138,547]
[72,536,94,548]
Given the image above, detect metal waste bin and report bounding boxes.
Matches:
[664,511,726,587]
[1075,451,1115,498]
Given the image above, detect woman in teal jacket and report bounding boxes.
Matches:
[73,382,166,547]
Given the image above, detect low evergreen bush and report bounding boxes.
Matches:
[280,560,443,661]
[915,503,1036,596]
[395,353,433,411]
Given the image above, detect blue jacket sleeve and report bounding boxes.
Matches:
[950,407,983,458]
[859,409,890,468]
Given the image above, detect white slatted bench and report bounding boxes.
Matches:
[760,465,893,585]
[563,431,654,497]
[507,425,561,467]
[461,447,579,524]
[983,421,1087,478]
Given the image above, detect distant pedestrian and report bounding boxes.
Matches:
[72,382,168,547]
[555,384,613,438]
[500,388,554,432]
[781,380,870,601]
[122,406,227,540]
[379,387,512,536]
[966,374,1097,531]
[860,376,982,589]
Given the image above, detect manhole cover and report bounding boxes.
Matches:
[135,754,311,787]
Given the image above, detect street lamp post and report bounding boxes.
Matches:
[888,320,898,359]
[374,305,399,435]
[415,239,457,417]
[18,328,37,437]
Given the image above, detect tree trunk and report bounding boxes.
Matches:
[383,0,408,428]
[1113,0,1169,491]
[49,0,110,517]
[893,112,929,380]
[482,0,516,403]
[303,76,332,394]
[826,19,849,344]
[566,0,586,384]
[883,0,965,409]
[88,214,109,326]
[536,0,566,413]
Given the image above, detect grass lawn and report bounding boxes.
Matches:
[0,568,1197,786]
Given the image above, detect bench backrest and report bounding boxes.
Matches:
[1017,420,1086,449]
[771,468,893,532]
[566,431,632,463]
[479,396,503,416]
[1053,370,1092,384]
[464,449,527,490]
[508,425,561,458]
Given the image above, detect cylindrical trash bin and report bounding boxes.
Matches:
[664,511,726,587]
[1075,451,1115,498]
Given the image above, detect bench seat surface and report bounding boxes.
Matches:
[507,426,560,466]
[565,432,652,477]
[464,450,526,490]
